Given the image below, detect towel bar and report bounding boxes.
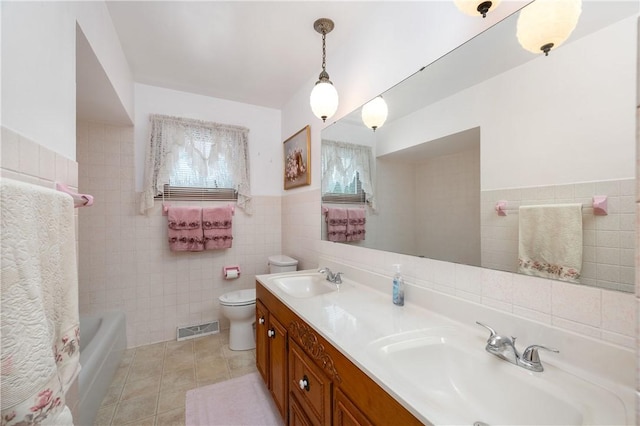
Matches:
[495,196,608,216]
[55,182,93,208]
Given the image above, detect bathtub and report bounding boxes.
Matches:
[78,311,126,426]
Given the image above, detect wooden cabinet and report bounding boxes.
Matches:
[289,340,332,425]
[256,281,422,426]
[255,299,288,421]
[334,388,373,426]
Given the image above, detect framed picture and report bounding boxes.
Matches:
[283,125,311,190]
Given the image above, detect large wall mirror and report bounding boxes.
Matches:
[321,1,638,293]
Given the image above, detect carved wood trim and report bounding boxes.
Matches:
[289,321,342,384]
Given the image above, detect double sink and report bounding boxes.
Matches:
[264,271,630,425]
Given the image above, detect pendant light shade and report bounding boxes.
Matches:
[361,96,388,132]
[454,0,501,18]
[310,18,338,122]
[310,81,339,123]
[517,0,582,56]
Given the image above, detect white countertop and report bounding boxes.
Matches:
[256,269,634,425]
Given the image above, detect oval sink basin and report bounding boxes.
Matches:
[368,329,628,425]
[271,273,337,298]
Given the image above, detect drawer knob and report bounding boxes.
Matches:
[299,375,310,391]
[267,329,275,338]
[258,317,265,324]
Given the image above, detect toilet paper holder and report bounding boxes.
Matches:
[223,265,241,279]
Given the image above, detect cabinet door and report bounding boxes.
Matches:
[290,393,314,426]
[334,388,373,426]
[269,314,288,421]
[256,300,269,385]
[289,340,332,426]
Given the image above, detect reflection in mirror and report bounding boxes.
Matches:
[320,1,637,293]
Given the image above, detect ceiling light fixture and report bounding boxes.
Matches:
[454,0,501,18]
[516,0,582,56]
[310,18,338,123]
[361,96,388,132]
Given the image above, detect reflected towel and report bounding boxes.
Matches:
[202,206,233,249]
[1,178,79,426]
[326,208,348,242]
[518,204,582,283]
[167,206,203,251]
[346,208,366,242]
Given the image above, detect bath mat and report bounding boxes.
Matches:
[185,372,283,426]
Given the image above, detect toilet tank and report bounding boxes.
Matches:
[268,255,298,273]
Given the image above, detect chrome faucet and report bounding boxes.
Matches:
[318,267,343,285]
[476,322,559,372]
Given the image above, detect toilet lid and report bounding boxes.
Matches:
[219,288,256,306]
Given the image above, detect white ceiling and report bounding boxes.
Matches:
[104,1,384,110]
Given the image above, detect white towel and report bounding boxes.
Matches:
[1,178,79,426]
[518,203,583,283]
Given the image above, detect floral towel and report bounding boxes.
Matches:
[326,208,348,242]
[518,203,583,283]
[167,206,204,251]
[346,208,366,242]
[1,178,80,426]
[202,206,233,250]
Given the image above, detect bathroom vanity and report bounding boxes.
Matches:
[256,268,634,425]
[256,279,421,425]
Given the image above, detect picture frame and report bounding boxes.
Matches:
[283,125,311,190]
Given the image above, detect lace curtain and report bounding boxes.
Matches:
[139,114,252,214]
[321,139,376,210]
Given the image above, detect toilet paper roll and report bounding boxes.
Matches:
[225,269,239,280]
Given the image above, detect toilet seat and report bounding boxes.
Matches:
[219,288,256,307]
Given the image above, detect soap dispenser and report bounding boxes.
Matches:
[392,264,405,306]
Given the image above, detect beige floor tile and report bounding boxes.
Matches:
[120,376,161,402]
[195,358,229,381]
[128,361,164,382]
[94,403,116,426]
[164,352,195,372]
[155,407,185,426]
[229,364,257,379]
[100,380,125,407]
[196,374,233,388]
[161,365,196,393]
[157,388,187,414]
[112,394,158,425]
[135,342,166,359]
[193,335,223,351]
[227,354,256,371]
[122,415,156,426]
[165,340,193,357]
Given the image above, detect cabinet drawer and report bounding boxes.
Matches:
[289,340,332,425]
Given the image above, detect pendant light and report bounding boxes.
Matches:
[454,0,501,18]
[310,18,339,122]
[361,96,388,132]
[517,0,582,56]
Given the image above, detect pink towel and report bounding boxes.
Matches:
[326,208,348,242]
[203,206,233,250]
[346,208,366,242]
[167,206,204,251]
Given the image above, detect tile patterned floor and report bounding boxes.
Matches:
[95,331,257,426]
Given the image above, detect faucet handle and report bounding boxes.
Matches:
[476,321,497,339]
[521,344,559,362]
[520,345,559,372]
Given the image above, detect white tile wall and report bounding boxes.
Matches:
[482,179,636,293]
[1,126,78,190]
[76,121,282,347]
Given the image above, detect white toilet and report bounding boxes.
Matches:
[219,289,257,351]
[268,255,299,273]
[219,255,298,351]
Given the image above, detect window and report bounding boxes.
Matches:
[321,139,376,209]
[140,114,251,214]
